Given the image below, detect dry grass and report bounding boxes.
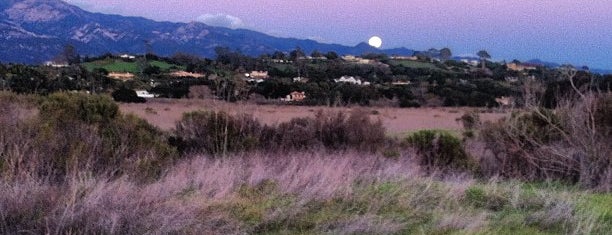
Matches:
[2,152,609,234]
[119,98,508,133]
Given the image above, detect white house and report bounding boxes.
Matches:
[135,90,156,98]
[120,54,136,59]
[334,76,370,85]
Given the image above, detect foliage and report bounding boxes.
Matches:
[407,130,474,172]
[111,88,146,103]
[175,111,262,155]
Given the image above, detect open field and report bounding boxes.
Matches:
[119,98,509,134]
[389,60,442,70]
[83,59,185,73]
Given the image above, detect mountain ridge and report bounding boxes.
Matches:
[0,0,414,64]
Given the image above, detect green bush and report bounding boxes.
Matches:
[175,111,262,155]
[407,130,474,173]
[0,92,176,182]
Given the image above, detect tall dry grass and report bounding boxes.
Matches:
[2,151,607,234]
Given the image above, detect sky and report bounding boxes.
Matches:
[64,0,612,69]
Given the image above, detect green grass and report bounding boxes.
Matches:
[83,59,184,73]
[207,179,609,234]
[390,59,441,70]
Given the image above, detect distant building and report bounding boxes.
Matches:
[169,71,205,78]
[334,76,370,85]
[390,56,418,61]
[108,72,135,81]
[135,90,157,98]
[43,61,69,68]
[281,91,306,102]
[247,71,269,79]
[507,62,537,71]
[119,54,136,59]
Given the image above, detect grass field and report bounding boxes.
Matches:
[119,98,509,133]
[389,59,442,70]
[83,59,185,73]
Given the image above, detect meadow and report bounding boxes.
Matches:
[0,91,609,234]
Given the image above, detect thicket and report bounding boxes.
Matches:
[478,92,611,191]
[0,92,177,182]
[406,130,474,173]
[173,109,387,155]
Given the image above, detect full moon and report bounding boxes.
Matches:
[368,36,382,48]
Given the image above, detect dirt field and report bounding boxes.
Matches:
[119,98,509,134]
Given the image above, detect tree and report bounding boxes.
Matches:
[477,50,491,69]
[325,51,339,60]
[61,44,80,65]
[272,51,286,60]
[440,48,452,61]
[289,47,305,61]
[310,50,323,58]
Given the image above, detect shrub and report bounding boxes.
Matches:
[111,88,146,103]
[478,93,612,190]
[1,92,176,182]
[406,130,473,173]
[175,111,262,155]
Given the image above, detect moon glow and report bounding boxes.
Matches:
[368,36,382,48]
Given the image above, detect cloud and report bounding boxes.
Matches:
[196,13,246,29]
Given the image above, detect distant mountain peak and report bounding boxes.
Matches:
[2,0,81,23]
[0,0,415,64]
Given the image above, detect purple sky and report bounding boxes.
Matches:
[65,0,612,69]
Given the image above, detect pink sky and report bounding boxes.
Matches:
[65,0,612,69]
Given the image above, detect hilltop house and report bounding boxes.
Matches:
[281,91,306,102]
[169,71,205,78]
[43,61,69,68]
[247,71,269,79]
[119,54,136,59]
[108,72,135,81]
[507,62,537,71]
[334,76,370,86]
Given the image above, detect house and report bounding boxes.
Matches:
[334,76,370,85]
[108,72,135,81]
[460,59,479,66]
[390,56,418,61]
[44,61,69,68]
[247,71,269,79]
[169,71,205,78]
[119,54,136,59]
[281,91,306,102]
[507,62,537,71]
[135,90,156,98]
[293,77,309,83]
[495,96,514,108]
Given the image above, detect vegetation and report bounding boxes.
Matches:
[0,48,610,233]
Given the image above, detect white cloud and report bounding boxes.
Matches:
[196,13,246,29]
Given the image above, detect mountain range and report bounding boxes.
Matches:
[0,0,414,64]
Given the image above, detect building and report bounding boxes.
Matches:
[334,76,370,85]
[507,62,537,71]
[247,71,269,79]
[281,91,306,102]
[169,71,205,78]
[108,72,135,81]
[119,54,136,59]
[43,61,69,68]
[135,90,156,98]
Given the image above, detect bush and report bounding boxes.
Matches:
[175,111,262,155]
[478,93,612,190]
[406,130,474,173]
[1,92,176,182]
[111,88,146,103]
[174,109,388,154]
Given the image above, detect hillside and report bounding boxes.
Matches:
[0,0,414,64]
